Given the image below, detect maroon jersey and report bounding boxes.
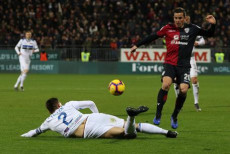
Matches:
[136,23,215,67]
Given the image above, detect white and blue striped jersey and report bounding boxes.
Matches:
[15,38,39,57]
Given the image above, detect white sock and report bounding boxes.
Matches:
[138,123,168,134]
[20,73,27,87]
[192,83,199,104]
[124,116,137,135]
[174,83,179,97]
[14,74,22,87]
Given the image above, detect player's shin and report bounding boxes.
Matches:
[171,93,187,120]
[14,74,22,88]
[192,83,199,104]
[124,116,137,137]
[20,73,27,87]
[156,89,168,119]
[137,123,168,134]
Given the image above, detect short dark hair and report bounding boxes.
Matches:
[173,7,186,17]
[46,98,59,113]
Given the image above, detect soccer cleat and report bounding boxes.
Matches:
[171,117,178,129]
[194,104,201,111]
[126,106,149,116]
[166,130,178,138]
[153,117,161,125]
[20,86,24,91]
[14,86,18,91]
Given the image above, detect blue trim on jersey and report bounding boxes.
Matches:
[22,45,34,50]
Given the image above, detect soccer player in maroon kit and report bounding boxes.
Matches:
[130,7,216,129]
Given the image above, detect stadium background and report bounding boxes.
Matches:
[0,0,230,154]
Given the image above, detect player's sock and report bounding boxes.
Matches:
[137,123,168,134]
[174,83,179,98]
[20,73,27,88]
[171,93,187,120]
[156,89,168,119]
[192,83,199,104]
[14,74,21,87]
[124,116,137,136]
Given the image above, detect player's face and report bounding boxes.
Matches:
[174,13,185,28]
[25,32,32,39]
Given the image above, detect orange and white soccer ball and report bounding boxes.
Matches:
[108,79,125,96]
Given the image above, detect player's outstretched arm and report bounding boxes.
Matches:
[21,129,38,137]
[130,45,138,53]
[198,15,216,37]
[70,101,99,113]
[21,122,49,137]
[130,33,159,53]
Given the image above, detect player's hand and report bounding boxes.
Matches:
[130,45,137,53]
[18,52,21,56]
[206,15,216,24]
[194,42,199,47]
[21,130,36,137]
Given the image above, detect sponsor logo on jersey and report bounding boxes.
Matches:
[181,35,189,40]
[173,35,179,40]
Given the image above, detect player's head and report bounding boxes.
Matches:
[25,31,32,39]
[46,98,62,114]
[185,15,191,24]
[173,7,186,28]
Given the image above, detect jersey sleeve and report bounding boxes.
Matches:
[33,40,39,52]
[15,39,22,54]
[69,101,99,113]
[136,32,159,47]
[197,24,216,37]
[156,25,167,37]
[136,25,168,47]
[35,120,50,134]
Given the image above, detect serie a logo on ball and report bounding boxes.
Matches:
[108,79,125,96]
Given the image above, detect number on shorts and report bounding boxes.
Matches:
[58,112,73,126]
[184,73,190,82]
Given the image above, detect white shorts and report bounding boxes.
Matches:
[19,55,31,71]
[190,57,198,78]
[84,113,125,138]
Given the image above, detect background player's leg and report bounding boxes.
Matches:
[20,70,28,91]
[14,74,22,90]
[191,77,201,111]
[174,83,179,97]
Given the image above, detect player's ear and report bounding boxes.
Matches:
[58,102,62,108]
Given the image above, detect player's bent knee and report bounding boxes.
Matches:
[180,87,188,94]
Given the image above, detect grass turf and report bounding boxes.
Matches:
[0,74,229,154]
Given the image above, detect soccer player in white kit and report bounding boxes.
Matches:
[21,98,178,139]
[174,16,205,111]
[14,31,39,91]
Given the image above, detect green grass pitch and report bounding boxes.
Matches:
[0,74,229,154]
